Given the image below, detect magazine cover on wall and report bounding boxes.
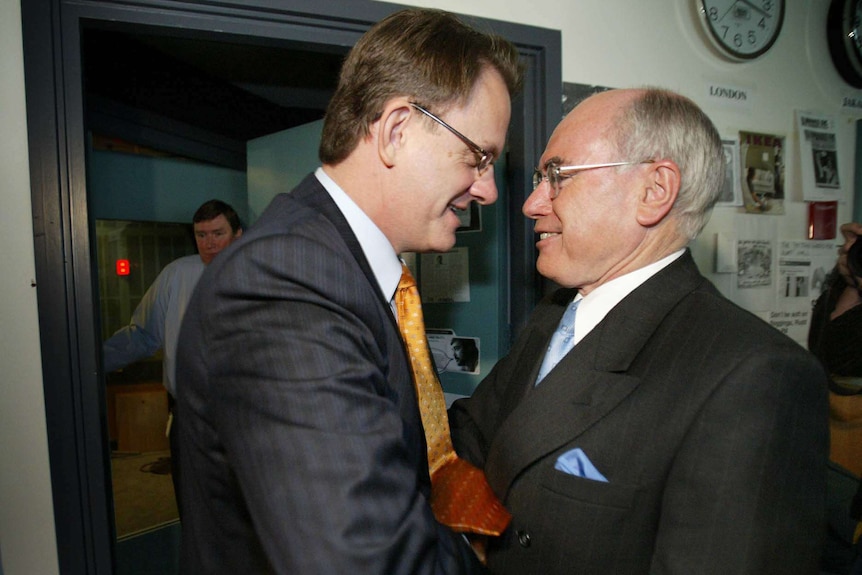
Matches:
[739,130,786,214]
[795,111,842,202]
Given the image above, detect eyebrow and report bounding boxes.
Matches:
[541,156,565,170]
[485,144,502,160]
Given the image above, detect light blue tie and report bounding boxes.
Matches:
[536,299,580,384]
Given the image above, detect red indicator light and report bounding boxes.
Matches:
[116,259,131,276]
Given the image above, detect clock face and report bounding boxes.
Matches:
[699,0,785,60]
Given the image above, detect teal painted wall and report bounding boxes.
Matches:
[247,119,323,224]
[423,158,509,397]
[88,149,248,225]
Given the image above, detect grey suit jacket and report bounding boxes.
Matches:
[450,251,829,575]
[176,174,481,574]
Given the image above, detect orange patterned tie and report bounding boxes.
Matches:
[395,264,511,536]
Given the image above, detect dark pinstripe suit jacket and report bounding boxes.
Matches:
[176,174,481,574]
[450,251,829,575]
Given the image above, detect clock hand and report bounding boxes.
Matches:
[737,0,771,18]
[716,0,740,23]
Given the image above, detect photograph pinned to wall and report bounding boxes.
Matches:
[427,330,481,375]
[562,83,613,116]
[795,111,842,201]
[739,131,785,215]
[456,202,481,232]
[420,247,470,303]
[717,139,742,206]
[738,239,773,289]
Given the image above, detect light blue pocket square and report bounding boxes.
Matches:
[554,448,608,482]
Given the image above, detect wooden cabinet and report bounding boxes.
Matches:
[108,382,169,453]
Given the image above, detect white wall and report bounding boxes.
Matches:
[1,0,859,572]
[0,2,60,575]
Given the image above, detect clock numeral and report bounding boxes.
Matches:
[702,0,782,59]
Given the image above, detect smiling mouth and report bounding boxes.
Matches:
[539,232,559,241]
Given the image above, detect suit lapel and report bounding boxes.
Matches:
[289,175,387,306]
[485,251,707,496]
[495,288,576,415]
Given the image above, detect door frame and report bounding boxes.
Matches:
[21,1,561,572]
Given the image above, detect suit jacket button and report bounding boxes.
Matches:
[516,530,531,548]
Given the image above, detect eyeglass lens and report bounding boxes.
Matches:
[532,165,564,197]
[411,103,492,176]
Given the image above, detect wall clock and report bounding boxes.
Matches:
[697,0,785,61]
[827,0,862,88]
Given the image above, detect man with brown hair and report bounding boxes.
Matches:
[103,199,242,509]
[176,8,522,574]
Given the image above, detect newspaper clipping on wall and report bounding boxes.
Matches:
[795,111,842,201]
[770,240,838,342]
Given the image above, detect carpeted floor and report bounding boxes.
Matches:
[111,449,179,538]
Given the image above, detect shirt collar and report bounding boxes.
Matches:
[314,167,402,303]
[573,249,685,346]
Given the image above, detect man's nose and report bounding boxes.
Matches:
[522,181,551,219]
[470,168,498,205]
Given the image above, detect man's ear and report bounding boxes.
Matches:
[377,102,413,168]
[636,160,680,227]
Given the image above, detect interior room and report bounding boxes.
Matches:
[2,0,862,574]
[87,25,346,567]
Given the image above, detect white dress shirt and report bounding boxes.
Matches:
[571,249,685,347]
[314,167,402,306]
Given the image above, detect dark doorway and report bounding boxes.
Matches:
[22,1,561,573]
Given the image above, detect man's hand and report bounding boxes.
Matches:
[840,221,862,242]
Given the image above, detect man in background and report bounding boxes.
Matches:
[103,199,242,506]
[176,8,522,573]
[450,87,829,574]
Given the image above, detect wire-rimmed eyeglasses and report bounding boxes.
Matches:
[410,103,494,176]
[533,160,655,199]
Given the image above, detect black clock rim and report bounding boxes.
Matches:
[827,0,862,88]
[700,0,785,61]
